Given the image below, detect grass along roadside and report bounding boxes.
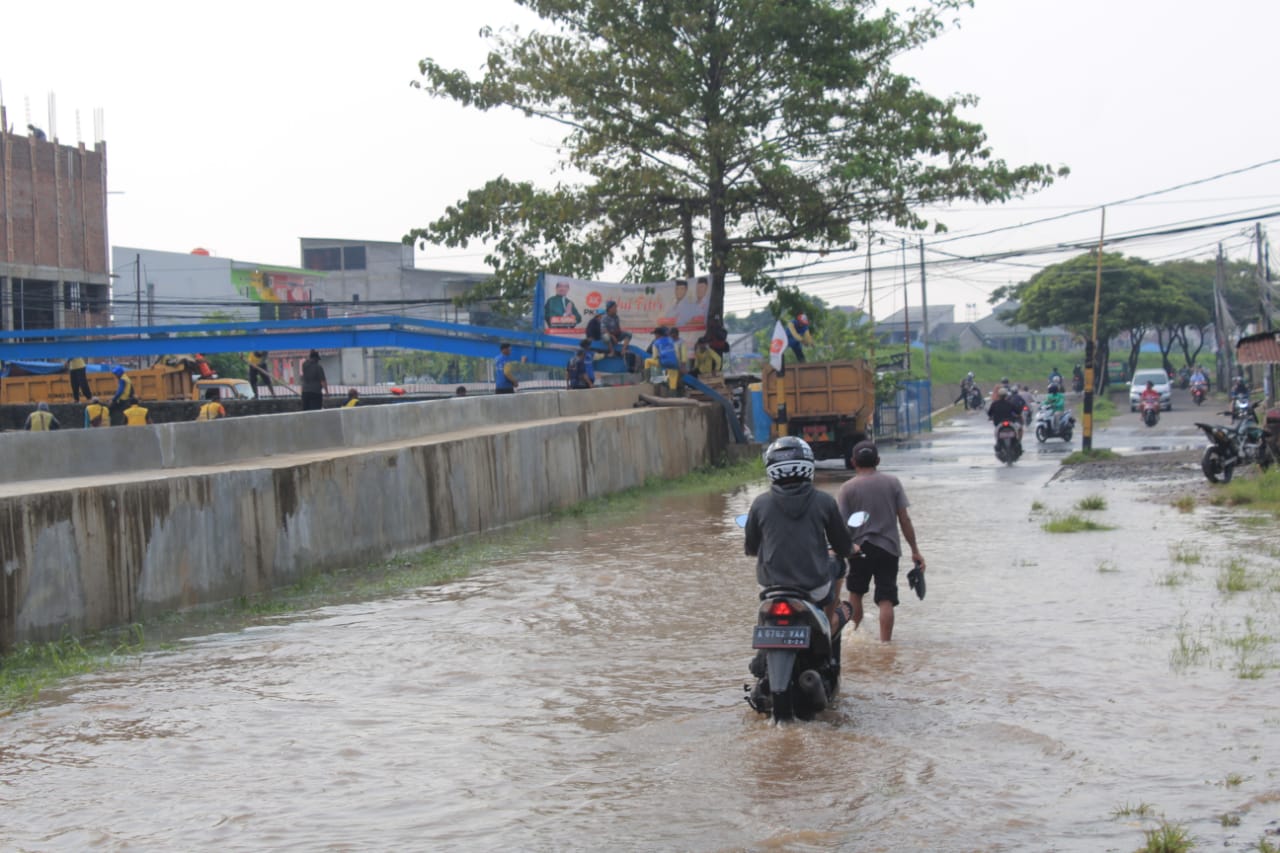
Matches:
[1,457,764,714]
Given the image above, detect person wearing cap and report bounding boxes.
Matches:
[785,313,814,362]
[301,350,328,411]
[24,402,60,431]
[836,441,925,642]
[109,366,134,410]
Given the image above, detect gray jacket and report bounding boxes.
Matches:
[744,482,853,593]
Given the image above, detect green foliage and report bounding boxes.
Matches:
[1111,801,1156,818]
[380,351,490,384]
[1075,495,1107,511]
[1041,513,1114,533]
[1,626,145,712]
[1061,448,1121,465]
[409,0,1062,317]
[1136,820,1193,853]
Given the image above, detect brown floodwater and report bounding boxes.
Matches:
[2,414,1278,851]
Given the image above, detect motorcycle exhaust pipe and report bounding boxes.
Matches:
[798,669,827,712]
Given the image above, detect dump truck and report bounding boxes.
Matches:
[761,359,876,467]
[0,360,196,405]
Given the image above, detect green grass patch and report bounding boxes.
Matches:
[1158,568,1196,588]
[1211,469,1280,514]
[1171,494,1196,513]
[1169,542,1202,565]
[1112,801,1156,819]
[1218,812,1241,827]
[1256,836,1280,853]
[1137,820,1193,853]
[1170,617,1209,671]
[1,625,146,713]
[1041,512,1116,533]
[1030,500,1046,512]
[1223,618,1276,680]
[1216,558,1254,593]
[1097,560,1119,573]
[1223,772,1246,788]
[1061,448,1121,466]
[1075,494,1107,511]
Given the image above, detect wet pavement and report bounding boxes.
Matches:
[2,386,1278,851]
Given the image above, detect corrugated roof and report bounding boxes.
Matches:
[1236,331,1280,365]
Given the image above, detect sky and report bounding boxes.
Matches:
[5,0,1279,324]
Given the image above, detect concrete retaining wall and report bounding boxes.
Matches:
[0,387,731,650]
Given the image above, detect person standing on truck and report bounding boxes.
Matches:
[84,397,110,428]
[248,351,275,398]
[109,366,133,411]
[123,398,152,426]
[66,357,92,403]
[301,350,328,410]
[785,314,814,363]
[24,402,60,431]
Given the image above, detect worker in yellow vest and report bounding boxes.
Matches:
[195,388,226,421]
[66,357,92,403]
[122,398,152,426]
[24,402,60,431]
[84,397,111,427]
[343,388,361,408]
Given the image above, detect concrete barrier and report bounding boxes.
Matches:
[0,387,727,650]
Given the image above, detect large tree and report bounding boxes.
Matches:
[408,0,1063,319]
[993,253,1168,391]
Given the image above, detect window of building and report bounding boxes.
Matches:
[303,248,341,271]
[342,246,366,270]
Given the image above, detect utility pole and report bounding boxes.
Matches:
[135,252,142,340]
[865,226,875,366]
[1215,244,1229,393]
[901,239,911,371]
[1083,209,1105,452]
[1256,223,1274,403]
[918,239,931,384]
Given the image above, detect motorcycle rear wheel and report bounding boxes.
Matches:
[1061,428,1073,442]
[1202,446,1233,483]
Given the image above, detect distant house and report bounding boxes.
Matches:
[875,305,955,346]
[971,300,1077,353]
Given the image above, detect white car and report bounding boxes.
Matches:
[1129,369,1172,411]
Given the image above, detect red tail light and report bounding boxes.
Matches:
[768,601,794,617]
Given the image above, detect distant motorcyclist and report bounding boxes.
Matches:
[1049,367,1063,388]
[1042,383,1066,432]
[1190,365,1208,389]
[1071,363,1084,392]
[1139,381,1161,409]
[1231,376,1249,399]
[744,436,854,633]
[988,386,1023,443]
[954,371,976,407]
[1007,385,1029,427]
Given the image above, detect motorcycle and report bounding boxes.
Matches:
[1230,394,1257,425]
[1071,372,1084,393]
[1190,382,1207,407]
[965,386,983,410]
[1139,397,1160,428]
[1034,405,1075,443]
[1197,401,1273,483]
[740,510,869,723]
[994,419,1022,464]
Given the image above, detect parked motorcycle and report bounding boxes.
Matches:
[1197,401,1273,483]
[1034,405,1075,443]
[965,386,983,410]
[994,420,1022,464]
[1190,382,1207,406]
[740,511,869,723]
[1139,397,1160,428]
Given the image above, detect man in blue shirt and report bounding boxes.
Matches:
[495,343,521,394]
[567,338,596,389]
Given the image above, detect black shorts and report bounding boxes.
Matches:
[846,541,900,607]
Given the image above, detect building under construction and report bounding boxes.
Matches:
[0,103,111,334]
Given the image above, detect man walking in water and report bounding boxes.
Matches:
[836,441,925,642]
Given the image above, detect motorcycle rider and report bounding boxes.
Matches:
[1189,365,1208,392]
[744,436,855,635]
[1071,363,1085,392]
[1231,375,1249,399]
[1139,380,1161,417]
[1042,383,1066,433]
[1007,384,1030,427]
[1049,366,1063,388]
[987,386,1023,447]
[954,371,976,407]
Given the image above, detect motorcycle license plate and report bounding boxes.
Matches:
[753,625,811,649]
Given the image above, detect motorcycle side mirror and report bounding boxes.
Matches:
[847,511,869,529]
[734,513,748,528]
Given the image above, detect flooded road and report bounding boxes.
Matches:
[3,397,1279,851]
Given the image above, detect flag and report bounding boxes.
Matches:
[769,320,787,372]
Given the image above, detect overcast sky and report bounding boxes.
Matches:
[4,0,1278,322]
